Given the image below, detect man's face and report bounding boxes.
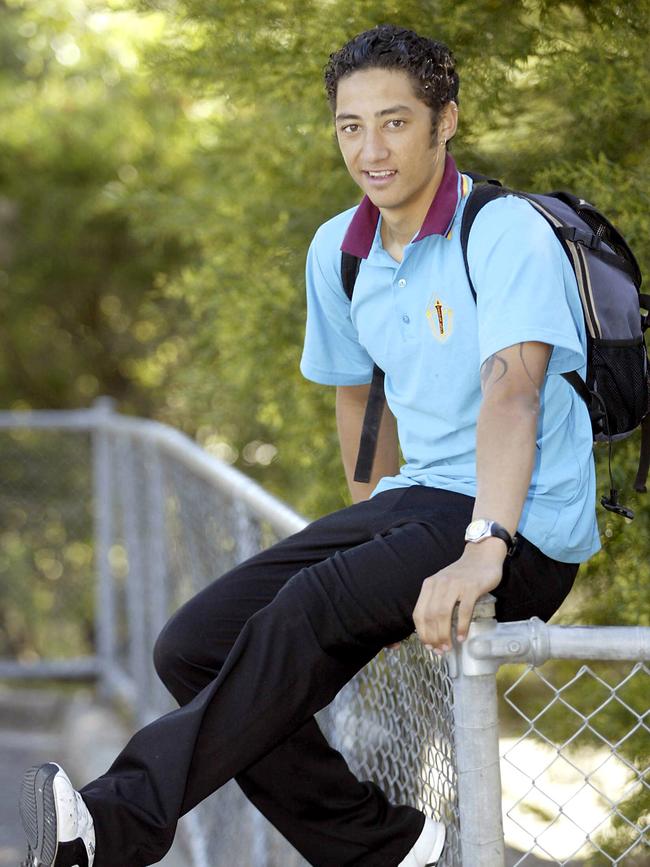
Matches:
[334,67,444,213]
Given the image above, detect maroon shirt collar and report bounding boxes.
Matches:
[340,154,460,259]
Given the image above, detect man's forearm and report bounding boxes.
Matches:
[468,341,551,559]
[472,389,540,540]
[336,385,399,503]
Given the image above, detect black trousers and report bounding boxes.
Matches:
[80,487,578,867]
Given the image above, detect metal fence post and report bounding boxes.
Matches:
[144,446,170,717]
[116,434,150,726]
[449,594,505,867]
[92,397,118,701]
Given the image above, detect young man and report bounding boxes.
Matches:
[20,24,599,867]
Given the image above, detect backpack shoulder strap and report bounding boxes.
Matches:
[550,190,643,289]
[340,251,361,300]
[339,250,386,484]
[460,181,508,301]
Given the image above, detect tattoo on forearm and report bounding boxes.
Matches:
[519,343,540,393]
[480,353,508,391]
[481,343,546,398]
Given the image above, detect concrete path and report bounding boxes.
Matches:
[0,686,185,867]
[0,688,65,867]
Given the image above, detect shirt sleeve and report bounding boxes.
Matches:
[468,195,586,375]
[300,228,374,386]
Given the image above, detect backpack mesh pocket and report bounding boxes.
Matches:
[590,338,650,437]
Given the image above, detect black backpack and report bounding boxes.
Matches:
[341,174,650,518]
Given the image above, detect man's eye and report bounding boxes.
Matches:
[342,124,359,133]
[387,119,405,128]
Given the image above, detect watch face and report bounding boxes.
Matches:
[466,519,490,542]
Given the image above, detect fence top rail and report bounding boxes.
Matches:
[105,414,307,537]
[465,617,650,671]
[0,404,307,539]
[0,407,102,430]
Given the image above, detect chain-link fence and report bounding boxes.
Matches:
[500,659,648,865]
[0,424,95,669]
[0,401,648,866]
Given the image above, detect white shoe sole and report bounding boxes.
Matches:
[20,763,61,867]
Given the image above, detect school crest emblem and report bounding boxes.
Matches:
[426,294,454,342]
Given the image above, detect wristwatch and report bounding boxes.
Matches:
[464,519,516,555]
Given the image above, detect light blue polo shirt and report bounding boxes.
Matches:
[300,156,600,563]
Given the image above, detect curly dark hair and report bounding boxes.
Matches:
[324,24,459,133]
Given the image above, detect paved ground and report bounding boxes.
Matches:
[0,685,185,867]
[0,688,66,867]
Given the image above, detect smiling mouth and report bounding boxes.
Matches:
[364,170,397,178]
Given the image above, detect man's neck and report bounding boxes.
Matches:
[379,159,447,263]
[380,211,424,262]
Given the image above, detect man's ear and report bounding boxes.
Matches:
[438,101,459,144]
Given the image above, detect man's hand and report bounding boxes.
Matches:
[413,539,506,652]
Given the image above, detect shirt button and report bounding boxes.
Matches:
[402,314,410,324]
[398,278,407,288]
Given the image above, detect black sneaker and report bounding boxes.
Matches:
[20,763,95,867]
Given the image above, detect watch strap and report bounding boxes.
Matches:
[487,522,516,555]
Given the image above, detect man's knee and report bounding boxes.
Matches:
[152,612,187,691]
[152,597,233,701]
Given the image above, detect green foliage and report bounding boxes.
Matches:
[1,0,649,611]
[0,0,196,413]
